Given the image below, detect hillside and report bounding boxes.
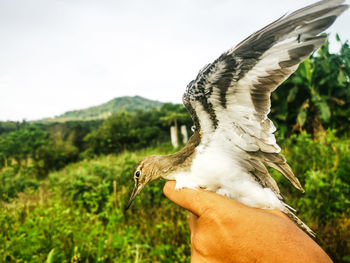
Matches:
[45,96,163,122]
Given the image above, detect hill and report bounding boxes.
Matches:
[44,96,163,122]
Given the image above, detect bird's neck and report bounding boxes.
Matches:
[156,131,201,178]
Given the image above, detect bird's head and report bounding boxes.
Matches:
[125,155,164,210]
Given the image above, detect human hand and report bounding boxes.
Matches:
[163,181,332,263]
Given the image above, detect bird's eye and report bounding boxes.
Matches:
[135,171,141,178]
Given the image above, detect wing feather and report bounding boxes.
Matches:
[183,0,348,190]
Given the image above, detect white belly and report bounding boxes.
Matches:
[169,136,284,210]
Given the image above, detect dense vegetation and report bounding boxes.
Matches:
[272,35,350,137]
[1,37,350,262]
[0,104,191,175]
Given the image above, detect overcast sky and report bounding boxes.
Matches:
[1,0,349,121]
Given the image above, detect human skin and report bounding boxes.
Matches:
[163,181,332,263]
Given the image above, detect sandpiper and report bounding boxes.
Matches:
[126,0,348,236]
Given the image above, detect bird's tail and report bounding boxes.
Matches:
[283,206,315,238]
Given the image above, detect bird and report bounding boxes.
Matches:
[125,0,348,236]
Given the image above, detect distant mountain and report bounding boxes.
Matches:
[43,96,163,122]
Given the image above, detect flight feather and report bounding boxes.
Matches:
[183,0,348,194]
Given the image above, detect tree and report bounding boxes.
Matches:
[159,104,192,147]
[0,125,50,168]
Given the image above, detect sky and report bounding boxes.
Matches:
[0,0,349,121]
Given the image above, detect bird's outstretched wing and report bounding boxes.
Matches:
[183,0,348,193]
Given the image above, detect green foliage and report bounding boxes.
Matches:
[1,146,190,262]
[159,104,190,126]
[270,131,350,261]
[35,142,79,176]
[0,102,190,176]
[0,120,28,136]
[0,125,50,168]
[278,131,350,223]
[0,120,103,175]
[45,120,101,152]
[84,104,192,156]
[0,167,40,201]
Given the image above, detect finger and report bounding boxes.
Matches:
[163,180,244,216]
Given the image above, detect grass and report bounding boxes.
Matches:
[1,144,190,262]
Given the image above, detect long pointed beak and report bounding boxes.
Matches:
[125,184,143,210]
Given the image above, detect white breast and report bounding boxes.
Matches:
[171,129,284,210]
